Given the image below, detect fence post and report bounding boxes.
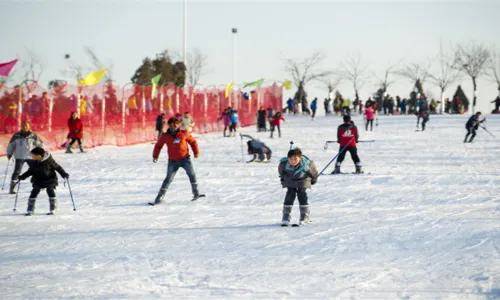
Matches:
[141,88,146,129]
[176,87,180,114]
[121,87,126,132]
[48,94,53,133]
[17,87,22,128]
[159,88,164,113]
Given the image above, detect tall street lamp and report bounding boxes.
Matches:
[232,27,238,83]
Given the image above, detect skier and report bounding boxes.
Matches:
[180,111,195,133]
[66,112,85,153]
[464,112,485,143]
[151,117,204,205]
[270,111,285,138]
[310,98,317,120]
[155,113,166,140]
[364,105,375,131]
[18,147,69,215]
[229,109,239,137]
[418,110,430,131]
[256,106,267,132]
[331,115,362,174]
[218,108,231,137]
[246,137,272,163]
[6,121,43,194]
[278,148,318,226]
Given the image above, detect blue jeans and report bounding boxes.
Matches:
[155,158,198,203]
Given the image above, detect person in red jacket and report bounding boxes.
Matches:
[332,115,362,174]
[270,111,285,138]
[150,117,204,205]
[66,112,85,153]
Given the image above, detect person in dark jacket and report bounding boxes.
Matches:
[18,147,69,215]
[256,107,267,132]
[418,110,430,131]
[464,112,485,143]
[332,115,362,174]
[246,137,272,162]
[6,121,43,194]
[278,148,318,226]
[155,113,166,140]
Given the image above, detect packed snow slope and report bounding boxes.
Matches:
[0,113,499,299]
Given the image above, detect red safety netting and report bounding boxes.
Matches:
[0,82,283,155]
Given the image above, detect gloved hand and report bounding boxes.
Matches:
[153,158,158,163]
[62,173,70,179]
[194,153,200,159]
[311,180,317,185]
[7,155,12,160]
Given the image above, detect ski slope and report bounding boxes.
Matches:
[0,113,499,299]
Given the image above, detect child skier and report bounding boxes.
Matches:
[332,115,362,174]
[151,117,204,205]
[66,112,85,153]
[464,112,485,143]
[278,148,318,226]
[229,109,239,137]
[6,121,44,194]
[246,137,272,163]
[256,107,267,132]
[270,111,285,138]
[18,147,69,215]
[364,105,375,131]
[180,111,195,133]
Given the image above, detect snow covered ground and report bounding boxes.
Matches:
[0,113,499,299]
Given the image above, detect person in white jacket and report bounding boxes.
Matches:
[180,112,195,133]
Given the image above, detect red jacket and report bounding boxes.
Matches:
[271,116,284,126]
[337,122,358,147]
[68,118,83,139]
[153,129,199,161]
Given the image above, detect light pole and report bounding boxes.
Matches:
[232,28,237,83]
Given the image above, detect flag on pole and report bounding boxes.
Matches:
[78,69,108,86]
[151,74,162,98]
[224,81,233,98]
[283,79,292,90]
[0,59,18,77]
[242,78,264,89]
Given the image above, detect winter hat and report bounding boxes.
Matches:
[343,115,351,123]
[30,147,45,156]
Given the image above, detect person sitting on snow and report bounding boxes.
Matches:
[246,136,272,163]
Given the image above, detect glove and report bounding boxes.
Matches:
[311,180,317,185]
[194,153,200,159]
[7,155,12,160]
[153,158,158,163]
[63,173,69,179]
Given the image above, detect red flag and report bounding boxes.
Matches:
[0,59,18,77]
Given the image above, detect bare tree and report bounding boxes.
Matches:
[452,42,490,114]
[84,46,113,82]
[396,60,431,85]
[486,46,500,95]
[283,52,331,105]
[338,53,370,101]
[18,48,45,83]
[61,54,88,82]
[320,76,342,98]
[186,48,208,88]
[375,61,401,97]
[428,41,462,114]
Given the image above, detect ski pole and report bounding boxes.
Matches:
[66,179,77,211]
[289,140,294,150]
[13,180,20,212]
[2,159,10,190]
[319,136,355,176]
[239,134,244,164]
[480,126,495,137]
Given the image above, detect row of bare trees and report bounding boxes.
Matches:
[1,47,209,90]
[284,41,500,114]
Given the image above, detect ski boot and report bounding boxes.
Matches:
[331,165,341,174]
[25,198,36,216]
[355,164,363,174]
[281,205,292,226]
[299,205,312,225]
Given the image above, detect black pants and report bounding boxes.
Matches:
[69,138,82,147]
[30,186,56,199]
[336,146,360,165]
[257,122,266,132]
[223,126,229,136]
[229,124,237,133]
[422,118,429,131]
[365,120,373,131]
[284,187,308,206]
[11,159,26,181]
[465,126,477,142]
[270,125,281,138]
[311,110,316,118]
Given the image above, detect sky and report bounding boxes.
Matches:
[1,0,500,113]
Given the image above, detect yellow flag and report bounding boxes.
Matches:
[224,81,233,98]
[78,69,108,86]
[283,80,292,90]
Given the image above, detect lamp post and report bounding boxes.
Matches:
[183,0,188,68]
[232,28,237,83]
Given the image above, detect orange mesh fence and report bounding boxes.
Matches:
[0,82,283,156]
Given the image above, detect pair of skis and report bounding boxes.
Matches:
[148,194,206,206]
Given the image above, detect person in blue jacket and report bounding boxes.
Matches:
[310,98,317,120]
[229,109,239,137]
[464,112,485,143]
[286,98,294,114]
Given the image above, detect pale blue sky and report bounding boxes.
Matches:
[1,0,499,112]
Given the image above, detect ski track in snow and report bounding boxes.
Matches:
[0,114,499,299]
